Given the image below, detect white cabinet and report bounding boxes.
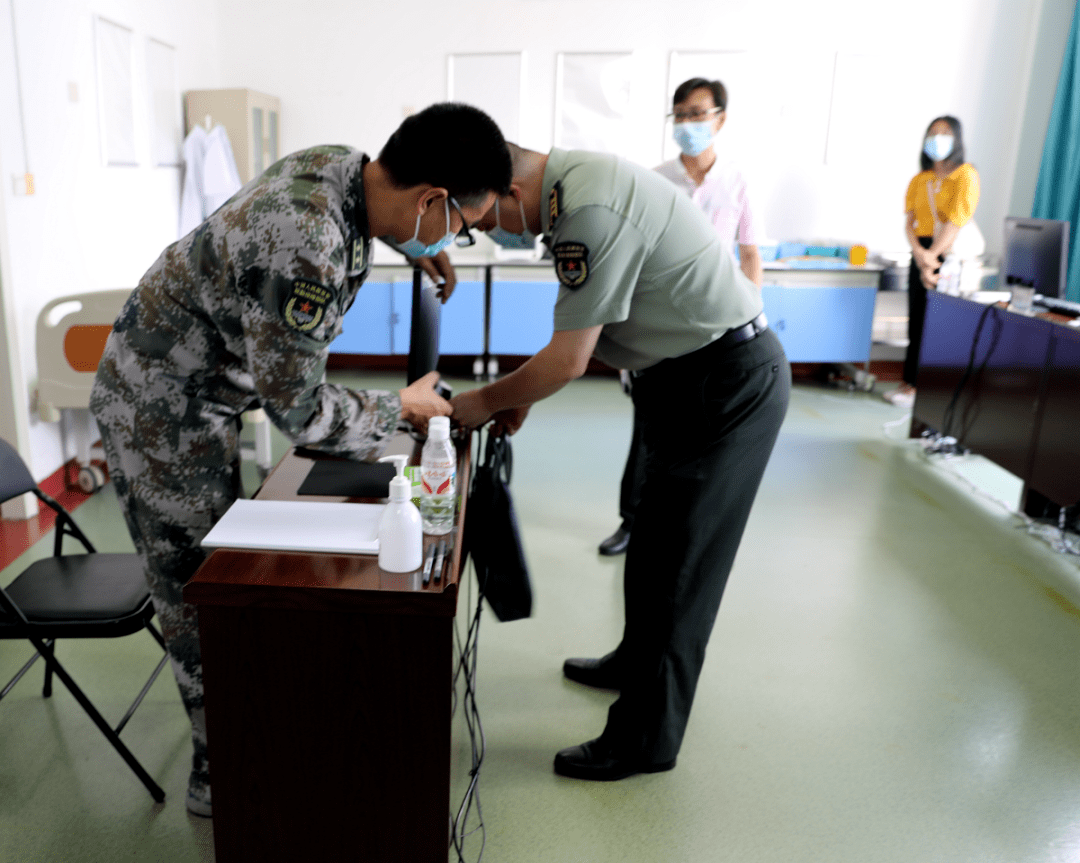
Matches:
[184,89,281,183]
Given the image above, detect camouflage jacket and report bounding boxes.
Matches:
[90,146,400,463]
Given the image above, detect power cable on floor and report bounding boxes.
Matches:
[881,411,912,439]
[912,437,1080,562]
[450,554,486,862]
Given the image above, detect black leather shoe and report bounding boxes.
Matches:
[598,526,631,555]
[562,651,622,690]
[553,738,676,781]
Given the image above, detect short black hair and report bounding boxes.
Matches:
[379,102,512,207]
[672,77,727,112]
[920,115,966,171]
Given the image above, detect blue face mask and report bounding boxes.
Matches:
[673,121,714,157]
[385,198,455,258]
[487,197,538,250]
[924,134,955,162]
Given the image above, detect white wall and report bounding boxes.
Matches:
[1009,0,1076,219]
[0,0,223,479]
[1,0,1073,479]
[215,0,1067,257]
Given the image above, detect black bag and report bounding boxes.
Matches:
[462,430,532,621]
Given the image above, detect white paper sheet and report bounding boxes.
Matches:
[146,38,181,167]
[448,53,523,143]
[200,499,382,554]
[95,17,137,166]
[555,52,633,156]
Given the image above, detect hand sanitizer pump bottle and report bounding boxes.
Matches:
[377,455,423,572]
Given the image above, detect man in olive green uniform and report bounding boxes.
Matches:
[452,144,790,781]
[90,103,511,815]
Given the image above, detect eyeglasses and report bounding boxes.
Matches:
[448,197,476,248]
[667,107,723,123]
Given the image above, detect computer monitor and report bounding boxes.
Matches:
[1001,217,1070,298]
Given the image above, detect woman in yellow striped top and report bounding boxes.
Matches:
[887,116,980,407]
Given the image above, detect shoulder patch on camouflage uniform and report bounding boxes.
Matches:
[282,279,336,333]
[553,242,589,290]
[348,237,368,276]
[549,182,562,226]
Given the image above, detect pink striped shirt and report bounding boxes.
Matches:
[653,158,762,249]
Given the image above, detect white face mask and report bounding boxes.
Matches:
[924,134,955,162]
[673,121,714,157]
[487,197,538,250]
[383,198,456,258]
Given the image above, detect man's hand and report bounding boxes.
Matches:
[399,371,452,434]
[416,251,458,302]
[450,389,494,431]
[448,325,602,432]
[490,406,530,436]
[450,395,530,435]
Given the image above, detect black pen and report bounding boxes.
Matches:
[421,543,436,586]
[432,539,447,584]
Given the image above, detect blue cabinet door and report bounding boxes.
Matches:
[391,279,485,356]
[391,281,411,355]
[761,285,875,363]
[490,281,559,355]
[760,284,785,347]
[438,281,484,355]
[329,282,392,354]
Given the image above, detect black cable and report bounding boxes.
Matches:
[449,429,489,862]
[450,564,486,861]
[450,580,486,861]
[941,302,1003,443]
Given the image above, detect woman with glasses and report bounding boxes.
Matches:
[885,115,980,408]
[598,76,765,557]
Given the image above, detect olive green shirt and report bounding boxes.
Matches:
[542,147,762,371]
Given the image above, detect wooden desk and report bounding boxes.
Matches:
[184,436,469,862]
[913,291,1080,512]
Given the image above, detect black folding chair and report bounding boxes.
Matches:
[0,437,168,802]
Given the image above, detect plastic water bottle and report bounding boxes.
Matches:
[420,416,456,535]
[938,254,962,296]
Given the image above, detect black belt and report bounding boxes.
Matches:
[714,312,769,350]
[632,313,768,378]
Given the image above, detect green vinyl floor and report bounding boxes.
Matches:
[2,374,1080,863]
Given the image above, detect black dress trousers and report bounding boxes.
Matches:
[604,327,790,764]
[903,236,942,387]
[617,407,647,530]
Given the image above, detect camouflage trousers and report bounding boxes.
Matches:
[96,417,241,802]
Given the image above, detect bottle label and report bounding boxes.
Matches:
[421,461,455,495]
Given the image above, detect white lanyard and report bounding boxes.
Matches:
[926,178,944,240]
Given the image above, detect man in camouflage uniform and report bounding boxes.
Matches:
[90,103,511,817]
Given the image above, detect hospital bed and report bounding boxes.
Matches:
[36,290,273,492]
